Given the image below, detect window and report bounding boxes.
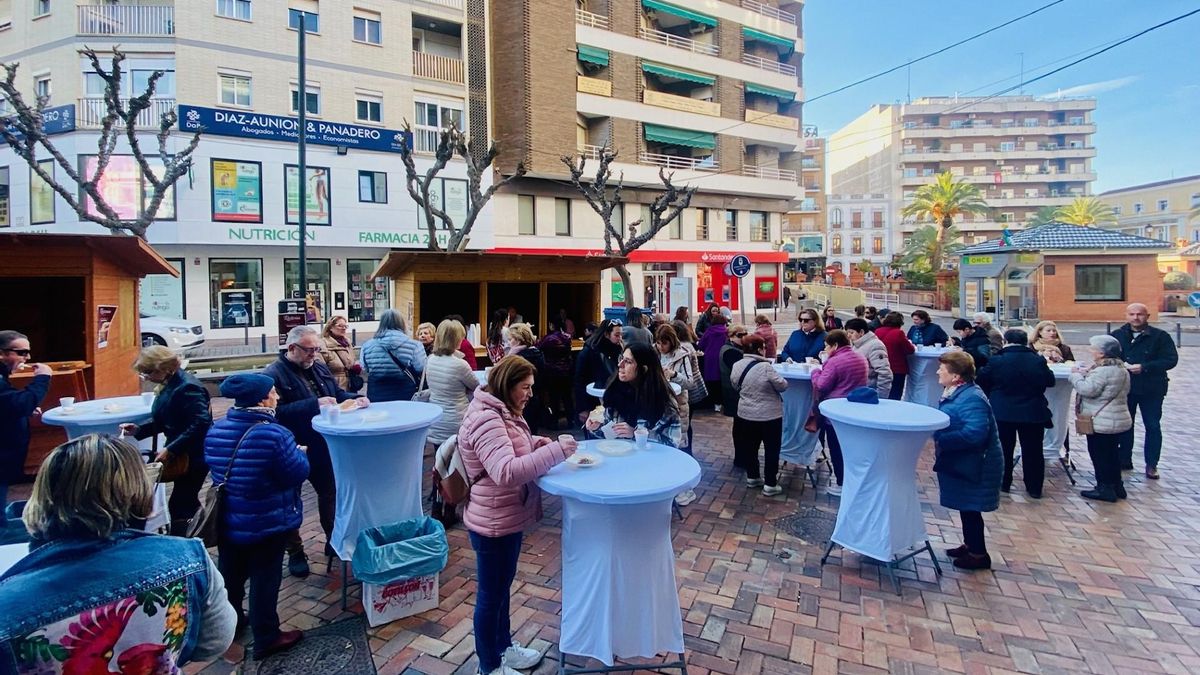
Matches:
[1075,265,1125,301]
[831,234,842,254]
[285,259,332,323]
[555,198,571,236]
[1157,199,1169,212]
[80,155,175,221]
[288,8,319,33]
[140,259,185,319]
[209,259,264,328]
[1068,116,1084,125]
[696,208,709,240]
[211,159,262,223]
[0,167,9,227]
[640,205,651,235]
[290,84,320,115]
[358,171,387,203]
[830,207,842,228]
[1191,193,1200,209]
[999,141,1015,152]
[353,12,381,44]
[1133,202,1143,214]
[725,210,737,241]
[414,100,464,153]
[347,260,390,322]
[34,75,50,103]
[749,211,768,242]
[216,0,251,20]
[30,160,54,224]
[872,211,883,228]
[356,94,382,123]
[1023,117,1038,127]
[1000,212,1015,223]
[851,211,862,228]
[284,165,331,225]
[851,237,862,255]
[35,1,50,17]
[1113,205,1121,215]
[872,236,883,254]
[219,72,251,107]
[517,195,535,235]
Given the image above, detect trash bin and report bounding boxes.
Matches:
[352,517,448,626]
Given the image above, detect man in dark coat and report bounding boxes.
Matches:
[0,331,51,532]
[1110,303,1178,479]
[264,325,366,576]
[977,330,1055,498]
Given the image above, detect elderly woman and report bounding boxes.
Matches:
[753,314,779,359]
[875,312,915,400]
[846,318,892,400]
[933,351,1003,571]
[731,334,788,496]
[458,357,575,675]
[119,345,213,536]
[1031,320,1074,362]
[321,315,362,392]
[779,308,826,363]
[0,434,236,666]
[416,322,437,356]
[361,309,427,401]
[977,329,1055,498]
[586,343,684,449]
[1070,335,1132,502]
[907,309,949,347]
[507,323,547,432]
[810,330,869,496]
[697,313,729,411]
[719,324,749,417]
[426,320,480,447]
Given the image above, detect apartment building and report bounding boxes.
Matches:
[486,0,803,314]
[1100,174,1200,244]
[828,96,1097,251]
[0,0,483,339]
[780,127,823,280]
[824,193,893,276]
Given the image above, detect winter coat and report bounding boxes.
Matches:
[660,347,694,431]
[959,328,993,368]
[851,331,893,400]
[698,324,728,382]
[321,335,358,391]
[810,346,869,402]
[361,328,427,401]
[874,326,915,375]
[976,345,1055,425]
[980,324,1004,352]
[204,408,309,545]
[536,330,574,378]
[574,339,619,415]
[132,369,212,461]
[933,383,1002,513]
[778,329,826,363]
[1069,359,1133,435]
[457,390,568,538]
[263,354,358,459]
[719,341,742,415]
[907,322,949,347]
[459,338,479,370]
[0,363,49,483]
[425,354,479,445]
[511,345,548,430]
[754,323,779,358]
[730,355,787,422]
[1031,338,1074,362]
[594,387,685,449]
[1110,323,1178,397]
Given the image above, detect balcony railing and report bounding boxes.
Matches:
[419,0,464,10]
[801,160,820,170]
[412,51,464,85]
[577,144,604,161]
[638,27,718,56]
[638,151,719,172]
[743,165,797,181]
[742,0,797,25]
[575,9,609,30]
[77,97,176,129]
[78,4,174,37]
[741,53,796,77]
[797,201,820,212]
[413,125,443,154]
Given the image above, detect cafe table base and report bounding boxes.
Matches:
[821,540,942,595]
[559,655,687,675]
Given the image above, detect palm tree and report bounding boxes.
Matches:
[1053,196,1117,227]
[1028,206,1059,227]
[900,171,988,271]
[899,224,965,272]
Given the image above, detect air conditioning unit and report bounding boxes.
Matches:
[1017,136,1024,142]
[688,23,706,34]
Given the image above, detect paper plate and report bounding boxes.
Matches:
[565,453,602,468]
[595,440,635,456]
[102,404,125,414]
[360,411,388,423]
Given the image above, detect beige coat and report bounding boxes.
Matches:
[321,336,356,390]
[1069,359,1133,435]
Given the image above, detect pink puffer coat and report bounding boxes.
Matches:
[458,389,568,537]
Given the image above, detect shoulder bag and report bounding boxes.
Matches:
[411,365,432,402]
[1074,393,1111,436]
[382,344,421,388]
[185,421,267,548]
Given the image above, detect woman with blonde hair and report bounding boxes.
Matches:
[416,322,437,356]
[321,315,362,392]
[506,323,546,431]
[426,319,481,445]
[1031,320,1074,362]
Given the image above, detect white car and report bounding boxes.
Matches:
[140,314,206,352]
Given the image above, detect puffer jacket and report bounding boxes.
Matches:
[977,345,1055,425]
[811,345,869,401]
[874,326,915,375]
[851,331,893,400]
[204,408,309,545]
[754,323,779,358]
[425,354,479,445]
[778,329,826,363]
[457,390,568,538]
[361,328,426,401]
[730,354,787,421]
[697,325,728,381]
[1069,359,1133,435]
[933,383,1003,513]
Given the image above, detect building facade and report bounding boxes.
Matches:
[1099,174,1200,244]
[824,193,893,277]
[781,127,823,281]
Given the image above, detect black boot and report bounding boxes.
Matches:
[1114,481,1127,500]
[288,552,310,578]
[1081,484,1118,503]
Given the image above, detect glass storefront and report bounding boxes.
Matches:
[346,259,390,322]
[284,258,332,323]
[209,258,264,328]
[140,258,185,319]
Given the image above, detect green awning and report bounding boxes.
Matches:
[641,61,715,86]
[746,82,796,102]
[643,123,715,150]
[577,44,609,67]
[742,26,796,53]
[641,0,717,28]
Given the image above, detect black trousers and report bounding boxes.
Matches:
[888,373,906,401]
[219,531,288,647]
[733,417,783,487]
[997,421,1045,495]
[286,444,336,557]
[1086,432,1122,487]
[960,511,987,555]
[824,421,845,486]
[167,454,209,536]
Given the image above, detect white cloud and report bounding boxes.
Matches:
[1042,76,1141,98]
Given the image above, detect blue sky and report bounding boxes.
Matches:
[803,0,1200,192]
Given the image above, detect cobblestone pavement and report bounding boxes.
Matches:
[167,346,1200,674]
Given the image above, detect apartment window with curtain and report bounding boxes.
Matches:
[217,0,252,21]
[749,211,768,242]
[555,198,571,236]
[696,208,709,240]
[830,207,843,228]
[517,195,535,235]
[288,8,319,33]
[353,10,381,44]
[872,236,883,255]
[872,211,883,228]
[851,211,862,228]
[725,210,737,241]
[851,237,862,255]
[831,234,842,254]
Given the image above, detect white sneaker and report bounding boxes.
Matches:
[827,484,842,497]
[762,485,783,496]
[746,478,764,488]
[674,489,698,506]
[502,644,543,670]
[483,666,522,675]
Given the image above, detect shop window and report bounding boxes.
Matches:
[358,170,387,203]
[285,165,331,225]
[1075,265,1124,302]
[555,198,571,236]
[725,210,737,241]
[347,260,390,322]
[209,259,264,328]
[749,211,768,242]
[140,258,186,319]
[30,160,54,224]
[0,167,9,227]
[284,258,332,323]
[517,195,535,235]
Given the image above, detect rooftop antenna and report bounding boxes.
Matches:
[1018,52,1025,94]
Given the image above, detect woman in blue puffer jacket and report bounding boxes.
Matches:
[361,308,427,401]
[205,373,310,660]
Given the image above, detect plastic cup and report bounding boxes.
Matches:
[59,397,75,409]
[327,406,341,424]
[141,392,155,406]
[634,429,649,450]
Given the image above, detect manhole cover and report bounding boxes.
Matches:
[771,506,836,545]
[251,616,376,674]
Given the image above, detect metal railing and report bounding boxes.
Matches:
[412,51,464,84]
[413,125,442,154]
[77,97,177,128]
[741,0,797,25]
[742,165,797,181]
[638,26,718,56]
[418,0,464,9]
[578,144,604,161]
[741,53,796,76]
[575,9,609,30]
[638,151,719,172]
[78,4,174,36]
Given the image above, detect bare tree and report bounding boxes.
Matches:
[397,121,526,252]
[561,145,696,301]
[0,47,201,238]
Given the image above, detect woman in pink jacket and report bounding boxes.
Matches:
[458,356,576,675]
[810,330,869,496]
[753,314,779,359]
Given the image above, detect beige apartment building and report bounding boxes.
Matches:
[1099,174,1200,244]
[779,127,823,280]
[827,96,1098,250]
[486,0,803,315]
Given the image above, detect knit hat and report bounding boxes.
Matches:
[220,373,275,407]
[847,386,879,405]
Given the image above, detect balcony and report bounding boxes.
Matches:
[743,165,797,181]
[902,121,1096,137]
[412,51,464,85]
[903,145,1097,161]
[797,200,820,213]
[744,109,798,131]
[575,8,609,30]
[77,4,174,37]
[804,183,820,192]
[638,151,719,172]
[577,76,612,97]
[638,27,718,56]
[801,160,820,171]
[741,0,797,25]
[900,170,1097,185]
[643,90,720,117]
[741,53,797,77]
[77,97,176,129]
[577,144,604,161]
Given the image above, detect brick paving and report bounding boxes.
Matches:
[169,346,1200,674]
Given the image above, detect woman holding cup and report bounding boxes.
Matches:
[585,343,683,449]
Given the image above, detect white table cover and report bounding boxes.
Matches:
[774,363,820,465]
[1043,365,1073,460]
[538,440,700,666]
[819,399,949,562]
[903,347,951,408]
[586,382,681,399]
[0,543,28,577]
[313,401,442,560]
[473,370,488,386]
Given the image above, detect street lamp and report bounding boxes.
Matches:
[296,11,309,307]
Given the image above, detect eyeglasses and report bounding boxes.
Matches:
[2,348,31,356]
[292,344,320,355]
[735,332,748,338]
[618,357,636,367]
[800,317,816,323]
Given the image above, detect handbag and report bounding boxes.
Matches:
[1074,395,1111,436]
[158,451,189,483]
[381,344,421,389]
[685,350,708,404]
[412,366,432,403]
[185,422,266,548]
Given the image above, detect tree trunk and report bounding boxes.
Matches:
[615,264,633,309]
[931,215,954,271]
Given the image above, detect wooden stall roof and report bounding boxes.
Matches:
[371,251,628,281]
[0,233,179,277]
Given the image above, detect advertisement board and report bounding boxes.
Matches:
[285,165,331,226]
[211,159,263,223]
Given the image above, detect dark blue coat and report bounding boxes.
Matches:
[133,370,212,460]
[976,345,1055,425]
[204,408,309,544]
[933,383,1002,513]
[907,322,949,347]
[0,364,49,483]
[959,328,992,368]
[263,354,357,456]
[574,341,619,415]
[778,329,826,363]
[1110,324,1178,397]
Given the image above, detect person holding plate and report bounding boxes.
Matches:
[585,343,683,449]
[0,330,51,527]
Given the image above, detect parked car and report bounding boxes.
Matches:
[141,314,206,352]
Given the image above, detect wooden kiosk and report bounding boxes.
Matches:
[0,233,179,476]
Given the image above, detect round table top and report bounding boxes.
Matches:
[41,396,152,426]
[819,398,950,432]
[773,362,815,381]
[473,370,488,385]
[587,382,681,398]
[312,400,443,436]
[1049,363,1074,380]
[538,439,701,505]
[910,346,951,358]
[0,543,29,577]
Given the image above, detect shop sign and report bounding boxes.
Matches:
[1015,253,1039,264]
[3,104,76,138]
[227,227,316,242]
[179,105,412,154]
[358,230,449,247]
[963,255,994,265]
[611,280,626,306]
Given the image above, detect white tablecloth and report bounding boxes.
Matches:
[1043,365,1073,460]
[819,399,949,562]
[473,370,488,386]
[313,401,442,560]
[538,439,700,666]
[903,348,951,408]
[586,382,681,399]
[774,363,820,465]
[0,543,28,577]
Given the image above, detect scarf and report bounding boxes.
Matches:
[238,406,277,417]
[940,382,963,402]
[330,334,350,348]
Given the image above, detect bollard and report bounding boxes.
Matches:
[244,326,249,346]
[1176,322,1182,348]
[260,333,267,353]
[1105,321,1111,335]
[352,328,358,346]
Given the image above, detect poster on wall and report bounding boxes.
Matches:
[96,305,118,349]
[219,289,254,328]
[30,160,55,224]
[80,156,176,220]
[140,259,184,319]
[211,159,262,222]
[611,280,626,307]
[416,178,468,229]
[285,165,331,225]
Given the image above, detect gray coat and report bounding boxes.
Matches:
[1069,359,1132,435]
[851,331,893,400]
[730,355,787,422]
[425,354,479,444]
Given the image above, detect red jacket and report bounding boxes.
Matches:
[874,326,915,375]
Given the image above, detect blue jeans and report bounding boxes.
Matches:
[1118,392,1164,469]
[470,530,522,673]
